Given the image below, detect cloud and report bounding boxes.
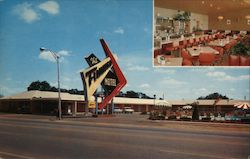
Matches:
[230,88,235,92]
[58,50,70,56]
[38,1,59,15]
[13,2,40,23]
[0,85,23,96]
[127,65,149,71]
[114,27,124,34]
[139,83,150,88]
[6,77,12,81]
[39,49,70,62]
[191,88,208,96]
[39,51,56,62]
[206,71,250,81]
[161,78,187,85]
[217,75,250,81]
[198,88,207,92]
[190,67,215,73]
[154,69,176,74]
[206,71,226,77]
[143,27,150,33]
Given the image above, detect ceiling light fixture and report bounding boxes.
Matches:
[245,15,250,19]
[218,16,224,20]
[243,0,250,4]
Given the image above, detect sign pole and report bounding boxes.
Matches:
[95,92,98,115]
[111,98,114,114]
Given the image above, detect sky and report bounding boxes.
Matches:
[0,0,249,100]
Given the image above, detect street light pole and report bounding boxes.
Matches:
[154,94,156,107]
[40,47,62,120]
[56,56,62,120]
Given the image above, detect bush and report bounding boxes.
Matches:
[180,116,192,121]
[192,106,199,120]
[201,117,211,121]
[140,111,148,115]
[168,115,177,120]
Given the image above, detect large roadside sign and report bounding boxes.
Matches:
[80,39,126,110]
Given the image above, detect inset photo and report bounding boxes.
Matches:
[153,0,250,67]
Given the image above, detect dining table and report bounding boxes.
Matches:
[208,39,230,47]
[186,46,219,57]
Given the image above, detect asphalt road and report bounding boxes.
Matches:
[0,114,249,159]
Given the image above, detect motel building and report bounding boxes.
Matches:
[0,90,247,117]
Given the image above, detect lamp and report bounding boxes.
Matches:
[39,47,62,120]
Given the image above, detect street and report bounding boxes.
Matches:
[0,114,249,159]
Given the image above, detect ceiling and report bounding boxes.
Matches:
[155,0,250,16]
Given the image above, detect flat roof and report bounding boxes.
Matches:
[0,90,248,106]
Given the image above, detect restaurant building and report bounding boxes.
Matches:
[0,90,247,116]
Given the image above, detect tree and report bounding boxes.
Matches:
[0,94,3,98]
[27,80,85,95]
[27,81,51,91]
[40,81,51,91]
[125,91,139,98]
[197,92,229,100]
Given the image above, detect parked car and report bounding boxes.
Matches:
[114,107,123,113]
[123,107,134,114]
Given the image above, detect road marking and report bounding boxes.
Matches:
[159,149,241,159]
[0,151,34,159]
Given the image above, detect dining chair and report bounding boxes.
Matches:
[199,52,215,66]
[239,56,250,66]
[211,46,224,64]
[179,40,187,49]
[162,42,177,55]
[154,49,162,58]
[193,38,199,46]
[182,59,193,66]
[181,49,197,65]
[181,50,192,61]
[187,39,194,47]
[228,55,240,66]
[223,43,232,54]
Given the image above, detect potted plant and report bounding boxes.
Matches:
[231,42,249,56]
[229,36,250,66]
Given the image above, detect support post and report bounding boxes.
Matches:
[111,98,114,114]
[73,101,77,116]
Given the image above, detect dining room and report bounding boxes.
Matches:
[153,0,250,67]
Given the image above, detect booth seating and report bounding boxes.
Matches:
[229,55,250,66]
[199,52,215,66]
